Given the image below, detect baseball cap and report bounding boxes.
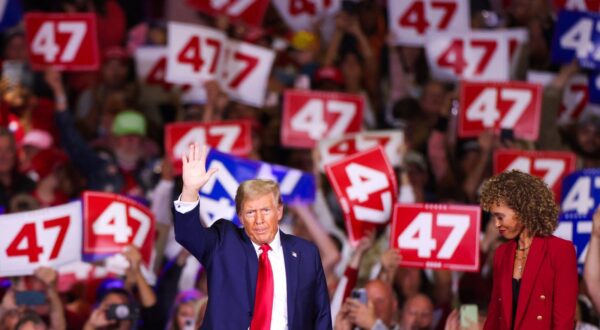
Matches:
[111,110,147,137]
[21,129,53,149]
[315,66,344,86]
[291,31,318,51]
[103,46,130,62]
[28,148,68,181]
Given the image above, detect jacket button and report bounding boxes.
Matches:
[540,295,546,300]
[537,315,543,321]
[498,297,502,301]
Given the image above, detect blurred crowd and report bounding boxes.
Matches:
[0,0,599,329]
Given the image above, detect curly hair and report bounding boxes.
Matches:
[479,170,558,236]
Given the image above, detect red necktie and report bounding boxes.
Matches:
[250,244,274,330]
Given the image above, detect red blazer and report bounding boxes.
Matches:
[484,235,578,330]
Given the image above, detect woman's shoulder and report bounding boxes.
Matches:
[540,235,576,255]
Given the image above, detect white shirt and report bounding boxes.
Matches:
[174,198,289,330]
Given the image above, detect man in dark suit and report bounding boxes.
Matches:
[172,144,332,329]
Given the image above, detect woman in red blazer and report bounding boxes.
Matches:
[479,170,578,330]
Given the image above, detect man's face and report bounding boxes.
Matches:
[113,135,144,167]
[239,193,283,245]
[401,296,434,330]
[365,281,397,326]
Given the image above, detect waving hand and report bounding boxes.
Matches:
[181,144,218,202]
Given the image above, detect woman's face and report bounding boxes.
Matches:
[490,202,524,240]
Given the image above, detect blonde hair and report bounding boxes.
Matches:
[235,179,282,214]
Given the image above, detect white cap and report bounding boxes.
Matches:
[21,129,53,149]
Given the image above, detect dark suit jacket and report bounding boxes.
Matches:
[484,235,578,330]
[173,203,332,330]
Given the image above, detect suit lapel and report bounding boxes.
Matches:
[500,240,516,329]
[514,236,546,328]
[280,231,298,328]
[242,230,259,313]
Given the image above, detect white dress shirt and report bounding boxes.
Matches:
[174,198,289,330]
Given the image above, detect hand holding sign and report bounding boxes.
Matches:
[83,192,155,265]
[494,150,576,203]
[459,81,542,140]
[325,147,397,245]
[0,202,82,277]
[282,90,364,148]
[552,10,600,69]
[426,31,510,82]
[391,204,480,272]
[24,13,99,71]
[388,0,470,46]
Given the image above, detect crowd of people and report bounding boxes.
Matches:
[0,0,599,329]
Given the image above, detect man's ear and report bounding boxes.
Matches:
[277,203,284,221]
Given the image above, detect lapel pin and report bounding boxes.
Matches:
[292,251,297,258]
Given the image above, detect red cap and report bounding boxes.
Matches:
[315,66,344,86]
[28,148,68,181]
[103,46,130,61]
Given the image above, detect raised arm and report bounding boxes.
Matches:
[173,144,219,264]
[34,267,66,330]
[584,207,600,313]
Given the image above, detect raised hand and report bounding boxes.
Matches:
[35,267,58,288]
[181,143,218,202]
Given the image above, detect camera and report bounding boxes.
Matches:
[183,318,196,330]
[106,304,139,321]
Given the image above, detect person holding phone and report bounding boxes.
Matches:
[334,280,399,330]
[0,267,66,330]
[480,170,578,330]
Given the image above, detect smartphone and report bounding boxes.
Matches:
[460,304,478,329]
[351,288,368,304]
[15,291,46,306]
[106,304,140,321]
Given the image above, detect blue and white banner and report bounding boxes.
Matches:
[552,10,600,69]
[199,149,316,226]
[0,0,22,31]
[556,169,600,272]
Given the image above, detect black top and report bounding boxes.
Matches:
[511,278,521,330]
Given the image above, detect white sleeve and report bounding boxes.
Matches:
[173,195,199,214]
